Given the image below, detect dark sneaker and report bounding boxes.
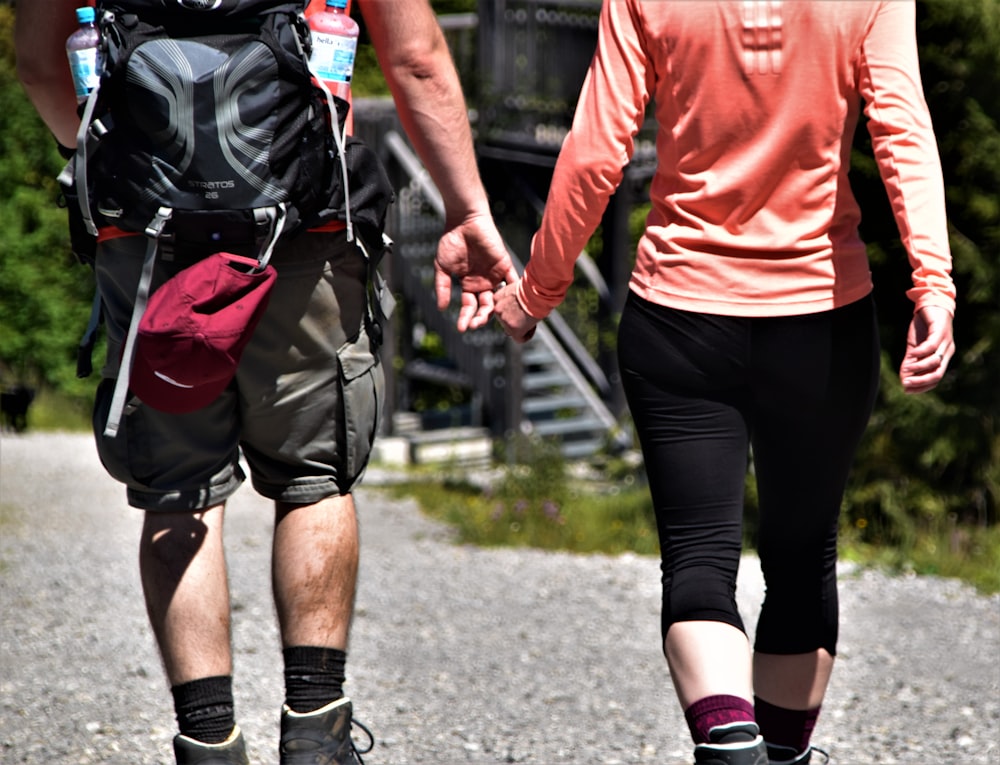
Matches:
[766,743,831,764]
[693,722,768,765]
[279,697,374,765]
[173,726,249,765]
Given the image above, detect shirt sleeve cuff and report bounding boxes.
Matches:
[515,276,555,321]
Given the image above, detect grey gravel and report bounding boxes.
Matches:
[1,432,998,765]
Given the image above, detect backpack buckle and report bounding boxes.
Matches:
[145,207,173,239]
[145,206,175,259]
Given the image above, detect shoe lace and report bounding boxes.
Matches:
[810,745,831,764]
[351,717,375,764]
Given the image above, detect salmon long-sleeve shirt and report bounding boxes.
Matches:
[516,0,955,320]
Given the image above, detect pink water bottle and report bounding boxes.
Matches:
[66,6,101,104]
[308,0,358,102]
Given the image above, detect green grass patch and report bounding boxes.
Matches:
[28,390,92,432]
[383,436,659,555]
[840,520,1000,594]
[385,474,659,556]
[378,438,1000,595]
[10,387,92,433]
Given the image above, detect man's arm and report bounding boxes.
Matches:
[357,0,516,331]
[15,0,83,148]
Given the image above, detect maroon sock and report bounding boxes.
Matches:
[754,696,820,752]
[684,694,756,744]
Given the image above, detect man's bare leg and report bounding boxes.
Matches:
[272,494,359,650]
[272,494,361,760]
[139,504,233,684]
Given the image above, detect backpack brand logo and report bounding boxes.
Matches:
[176,0,224,10]
[187,180,237,190]
[188,179,237,200]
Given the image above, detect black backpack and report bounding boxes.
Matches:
[60,0,395,435]
[66,0,355,259]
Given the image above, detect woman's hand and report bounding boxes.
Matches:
[493,280,540,343]
[899,305,954,394]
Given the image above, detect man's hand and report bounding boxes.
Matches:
[899,305,954,394]
[434,213,519,332]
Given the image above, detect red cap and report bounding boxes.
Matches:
[130,253,276,414]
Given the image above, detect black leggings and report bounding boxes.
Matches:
[618,292,880,655]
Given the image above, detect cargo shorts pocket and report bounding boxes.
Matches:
[336,324,384,484]
[93,378,153,487]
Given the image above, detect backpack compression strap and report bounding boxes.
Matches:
[103,207,172,438]
[58,74,104,238]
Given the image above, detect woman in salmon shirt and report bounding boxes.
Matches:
[495,2,955,764]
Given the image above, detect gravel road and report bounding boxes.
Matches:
[1,432,998,765]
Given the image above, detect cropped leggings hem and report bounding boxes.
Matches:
[618,291,880,656]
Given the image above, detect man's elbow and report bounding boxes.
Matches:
[16,55,55,94]
[384,32,452,79]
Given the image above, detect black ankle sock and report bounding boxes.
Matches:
[755,695,820,753]
[283,646,347,713]
[171,675,236,744]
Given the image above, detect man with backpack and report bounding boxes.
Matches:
[16,1,517,763]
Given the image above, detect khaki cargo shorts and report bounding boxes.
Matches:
[92,232,384,511]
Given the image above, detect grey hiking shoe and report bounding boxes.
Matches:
[766,742,831,764]
[693,722,768,765]
[173,726,249,765]
[279,697,374,765]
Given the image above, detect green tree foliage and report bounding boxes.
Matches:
[0,5,99,400]
[844,0,1000,539]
